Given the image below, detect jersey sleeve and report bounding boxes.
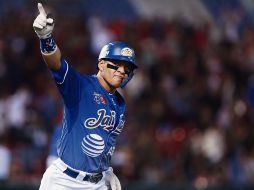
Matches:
[50,57,81,108]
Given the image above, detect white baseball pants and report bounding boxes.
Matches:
[39,158,109,190]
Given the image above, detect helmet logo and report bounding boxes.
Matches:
[121,47,133,57]
[100,50,109,57]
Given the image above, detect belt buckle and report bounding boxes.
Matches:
[84,173,103,183]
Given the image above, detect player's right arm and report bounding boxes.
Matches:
[33,3,61,70]
[33,3,81,108]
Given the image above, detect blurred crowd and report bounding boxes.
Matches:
[1,2,254,189]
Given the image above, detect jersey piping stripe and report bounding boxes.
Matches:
[57,62,69,85]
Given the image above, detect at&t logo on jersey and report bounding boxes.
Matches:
[84,109,116,131]
[81,134,105,157]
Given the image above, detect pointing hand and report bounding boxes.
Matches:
[33,3,54,38]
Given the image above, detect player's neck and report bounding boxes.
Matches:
[96,73,116,93]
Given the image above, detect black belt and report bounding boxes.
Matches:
[63,167,103,184]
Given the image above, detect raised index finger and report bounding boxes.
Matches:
[38,3,47,16]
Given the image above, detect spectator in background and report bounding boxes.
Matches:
[87,16,115,55]
[0,134,11,182]
[1,1,254,188]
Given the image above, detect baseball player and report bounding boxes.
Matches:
[33,3,138,190]
[46,123,62,168]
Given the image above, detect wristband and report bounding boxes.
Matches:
[40,34,57,54]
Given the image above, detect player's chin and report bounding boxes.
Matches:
[112,81,122,88]
[111,79,123,88]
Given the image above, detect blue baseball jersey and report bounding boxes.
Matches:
[48,124,62,157]
[50,57,126,173]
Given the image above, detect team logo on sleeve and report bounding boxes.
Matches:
[81,134,105,157]
[93,92,106,104]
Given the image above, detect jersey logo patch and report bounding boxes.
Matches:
[94,92,106,104]
[81,134,105,157]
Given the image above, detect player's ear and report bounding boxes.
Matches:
[98,60,105,71]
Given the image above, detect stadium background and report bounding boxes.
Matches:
[1,0,254,189]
